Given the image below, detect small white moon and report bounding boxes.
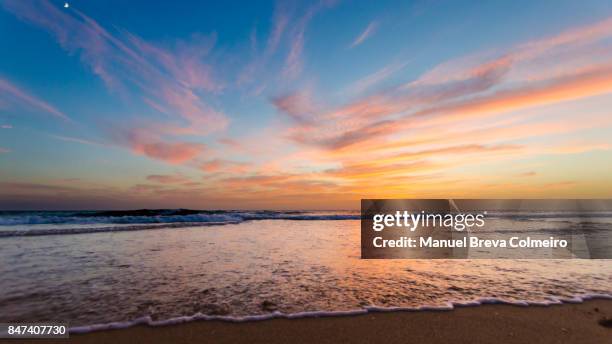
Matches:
[64,2,69,8]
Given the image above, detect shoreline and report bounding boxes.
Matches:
[5,299,611,344]
[65,294,612,334]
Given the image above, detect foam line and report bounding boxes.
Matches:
[68,293,612,334]
[0,215,361,237]
[0,222,237,237]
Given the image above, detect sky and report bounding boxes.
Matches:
[1,0,612,210]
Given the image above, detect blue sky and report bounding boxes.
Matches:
[1,0,612,209]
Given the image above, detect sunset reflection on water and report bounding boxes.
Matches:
[0,219,610,326]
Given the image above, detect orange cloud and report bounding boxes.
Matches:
[199,159,250,173]
[367,144,523,166]
[133,141,204,164]
[414,64,612,121]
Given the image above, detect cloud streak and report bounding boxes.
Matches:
[3,0,226,163]
[346,61,408,95]
[350,21,378,48]
[146,174,192,184]
[282,0,337,80]
[50,135,105,147]
[0,78,69,120]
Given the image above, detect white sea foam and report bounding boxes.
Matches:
[69,294,612,334]
[0,211,360,237]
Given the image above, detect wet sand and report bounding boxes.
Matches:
[4,299,611,344]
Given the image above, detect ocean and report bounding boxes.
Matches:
[0,210,610,332]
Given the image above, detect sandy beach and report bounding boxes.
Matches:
[5,299,610,344]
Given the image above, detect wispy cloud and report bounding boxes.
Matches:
[146,174,191,184]
[0,78,69,120]
[50,135,105,147]
[0,182,75,192]
[282,0,336,80]
[281,15,612,147]
[350,21,378,48]
[199,159,250,173]
[237,3,290,88]
[3,0,226,164]
[0,147,10,153]
[1,124,12,129]
[346,60,408,94]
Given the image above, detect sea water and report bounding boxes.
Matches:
[0,210,610,331]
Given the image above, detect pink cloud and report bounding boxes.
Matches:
[271,89,319,123]
[0,147,10,153]
[411,63,612,122]
[518,17,612,60]
[275,52,512,147]
[415,16,612,87]
[103,124,207,164]
[199,160,224,172]
[132,141,205,164]
[124,31,222,93]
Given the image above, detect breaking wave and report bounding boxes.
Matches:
[0,210,359,237]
